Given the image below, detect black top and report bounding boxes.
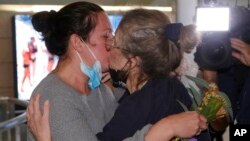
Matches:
[97,77,210,141]
[237,69,250,125]
[217,63,250,124]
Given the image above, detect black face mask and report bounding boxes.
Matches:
[109,61,129,89]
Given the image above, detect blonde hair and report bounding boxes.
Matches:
[179,25,201,53]
[115,9,182,79]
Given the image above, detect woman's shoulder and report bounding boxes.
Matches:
[32,73,61,92]
[149,76,185,90]
[150,76,191,102]
[31,73,80,100]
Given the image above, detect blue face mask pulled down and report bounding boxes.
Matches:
[76,41,102,90]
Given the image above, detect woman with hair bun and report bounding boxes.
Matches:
[26,2,208,141]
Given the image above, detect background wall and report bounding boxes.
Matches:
[0,0,174,6]
[0,11,14,97]
[177,0,250,25]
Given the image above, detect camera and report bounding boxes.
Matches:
[194,6,250,70]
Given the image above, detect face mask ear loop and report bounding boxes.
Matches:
[80,39,98,61]
[75,51,87,65]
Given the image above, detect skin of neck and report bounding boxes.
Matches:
[126,66,147,94]
[53,52,91,95]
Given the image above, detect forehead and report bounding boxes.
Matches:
[95,12,112,31]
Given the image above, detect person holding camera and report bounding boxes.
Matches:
[202,38,250,126]
[230,38,250,125]
[231,38,250,67]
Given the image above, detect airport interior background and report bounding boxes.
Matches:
[0,0,249,140]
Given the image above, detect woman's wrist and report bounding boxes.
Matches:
[36,136,52,141]
[145,118,174,141]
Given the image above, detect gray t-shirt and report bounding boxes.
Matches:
[28,73,150,141]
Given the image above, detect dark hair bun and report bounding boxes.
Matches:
[32,10,57,35]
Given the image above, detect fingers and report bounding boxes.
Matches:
[231,38,250,66]
[199,115,208,129]
[231,38,246,51]
[191,112,202,136]
[34,94,41,117]
[231,38,249,55]
[230,38,250,66]
[27,95,39,133]
[101,72,111,83]
[232,51,249,66]
[195,128,202,136]
[196,115,208,136]
[26,94,45,130]
[28,95,36,116]
[232,51,242,60]
[188,112,208,136]
[26,94,52,141]
[43,100,50,123]
[231,39,246,59]
[26,101,31,121]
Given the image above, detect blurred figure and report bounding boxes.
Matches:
[169,24,201,90]
[21,45,32,92]
[28,37,38,82]
[200,38,250,140]
[41,44,55,73]
[47,53,55,72]
[230,38,250,125]
[231,38,250,67]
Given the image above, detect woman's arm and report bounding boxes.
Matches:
[27,95,207,141]
[145,111,207,141]
[27,89,99,141]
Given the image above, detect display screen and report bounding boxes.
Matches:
[13,14,122,100]
[108,14,123,34]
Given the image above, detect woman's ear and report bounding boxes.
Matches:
[129,56,141,69]
[69,34,82,52]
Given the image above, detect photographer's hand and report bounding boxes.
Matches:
[231,38,250,66]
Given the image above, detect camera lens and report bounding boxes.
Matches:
[194,32,233,70]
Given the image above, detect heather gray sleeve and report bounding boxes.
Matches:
[112,87,125,101]
[28,87,99,141]
[47,89,98,141]
[28,124,151,141]
[27,78,150,141]
[123,124,152,141]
